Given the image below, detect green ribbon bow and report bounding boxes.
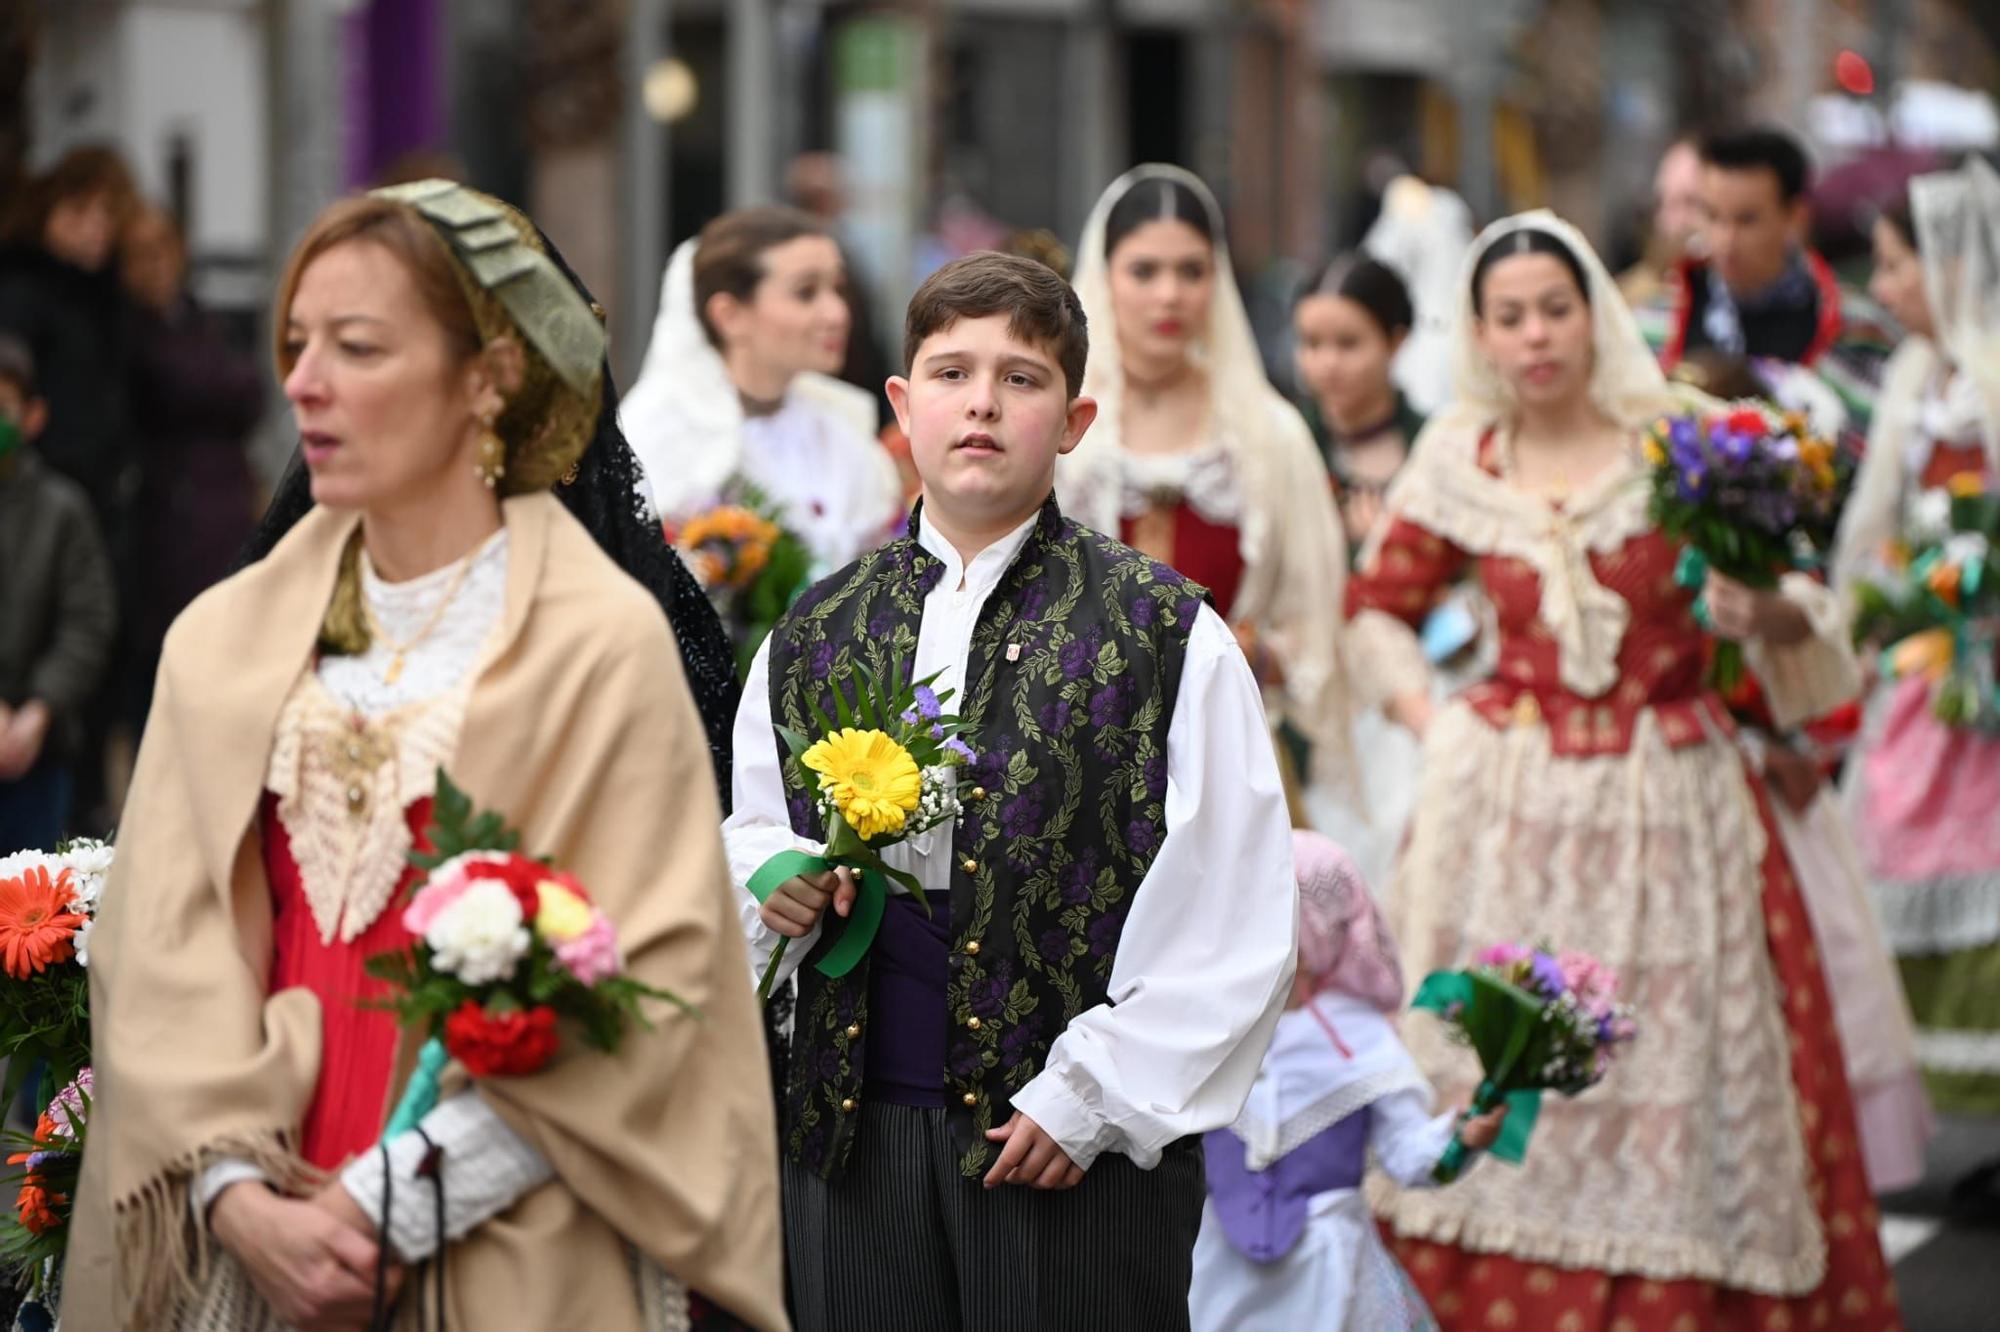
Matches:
[748,849,890,1001]
[1412,970,1546,1183]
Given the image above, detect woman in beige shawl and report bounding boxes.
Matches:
[63,182,786,1331]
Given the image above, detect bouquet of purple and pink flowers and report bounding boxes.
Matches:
[1412,940,1638,1182]
[1644,404,1851,691]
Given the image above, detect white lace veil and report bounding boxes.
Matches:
[617,237,877,523]
[1431,209,1680,440]
[618,239,744,520]
[1834,157,2000,594]
[1058,163,1351,757]
[1912,155,2000,464]
[1061,163,1286,529]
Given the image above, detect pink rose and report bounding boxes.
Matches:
[1474,942,1530,969]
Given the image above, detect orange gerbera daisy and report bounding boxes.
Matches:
[16,1180,65,1236]
[0,864,86,980]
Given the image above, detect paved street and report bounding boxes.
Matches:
[1883,1115,2000,1330]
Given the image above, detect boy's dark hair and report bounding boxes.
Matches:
[904,251,1089,399]
[1701,128,1812,204]
[0,332,37,399]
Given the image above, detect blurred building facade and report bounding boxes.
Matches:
[13,0,1997,377]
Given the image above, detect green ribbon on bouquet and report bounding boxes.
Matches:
[1411,970,1545,1183]
[747,849,889,1001]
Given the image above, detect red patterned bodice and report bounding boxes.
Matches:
[261,792,428,1171]
[1347,430,1737,757]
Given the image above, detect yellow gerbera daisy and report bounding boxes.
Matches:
[801,728,923,840]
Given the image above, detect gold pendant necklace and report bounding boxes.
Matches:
[359,546,482,686]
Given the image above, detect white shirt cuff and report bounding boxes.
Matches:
[193,1159,271,1226]
[338,1090,555,1261]
[1010,1067,1118,1172]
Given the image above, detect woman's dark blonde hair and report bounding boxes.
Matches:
[691,205,829,348]
[274,193,602,654]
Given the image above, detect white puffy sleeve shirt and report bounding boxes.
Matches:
[725,511,1298,1171]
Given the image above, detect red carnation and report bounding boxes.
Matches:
[443,1001,560,1077]
[1724,408,1768,436]
[472,854,547,924]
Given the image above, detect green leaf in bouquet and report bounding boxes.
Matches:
[806,691,837,740]
[1949,492,2000,534]
[823,819,867,859]
[776,725,814,763]
[832,676,855,730]
[744,532,812,624]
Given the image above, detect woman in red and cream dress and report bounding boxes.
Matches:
[1347,211,1901,1331]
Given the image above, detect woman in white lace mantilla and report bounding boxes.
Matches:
[1835,158,2000,1120]
[1057,165,1348,783]
[621,206,902,578]
[63,184,784,1331]
[1346,212,1900,1331]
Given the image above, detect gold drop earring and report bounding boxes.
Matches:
[474,416,506,488]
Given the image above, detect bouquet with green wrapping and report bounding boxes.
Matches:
[1413,942,1637,1183]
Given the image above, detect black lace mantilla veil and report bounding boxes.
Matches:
[238,228,741,809]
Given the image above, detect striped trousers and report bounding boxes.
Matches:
[783,1102,1205,1332]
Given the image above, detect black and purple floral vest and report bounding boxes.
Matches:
[766,496,1207,1178]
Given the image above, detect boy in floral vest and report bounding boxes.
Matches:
[724,252,1297,1331]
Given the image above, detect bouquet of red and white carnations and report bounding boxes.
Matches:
[1411,941,1638,1183]
[366,772,692,1136]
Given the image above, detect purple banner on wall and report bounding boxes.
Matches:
[343,0,446,189]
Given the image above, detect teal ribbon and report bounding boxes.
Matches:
[1675,546,1713,628]
[747,849,889,1001]
[382,1036,450,1139]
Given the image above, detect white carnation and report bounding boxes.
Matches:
[1909,488,1953,543]
[423,879,531,985]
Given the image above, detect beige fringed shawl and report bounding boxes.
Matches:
[63,493,787,1331]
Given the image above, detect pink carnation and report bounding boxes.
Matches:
[1474,942,1530,969]
[402,853,513,937]
[1557,950,1620,1009]
[552,911,622,986]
